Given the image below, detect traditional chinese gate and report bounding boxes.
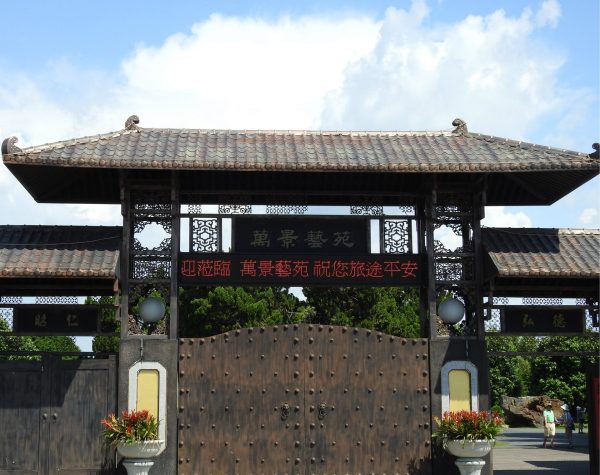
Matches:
[178,325,431,474]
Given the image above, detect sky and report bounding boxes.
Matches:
[0,0,598,230]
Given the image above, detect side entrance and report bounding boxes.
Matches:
[0,354,117,475]
[178,325,432,474]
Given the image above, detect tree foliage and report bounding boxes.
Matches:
[529,335,599,407]
[88,296,120,353]
[303,287,420,337]
[178,286,421,338]
[487,334,599,409]
[179,286,307,337]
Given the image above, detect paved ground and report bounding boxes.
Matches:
[493,427,590,474]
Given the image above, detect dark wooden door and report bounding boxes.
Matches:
[0,355,116,475]
[47,358,116,474]
[305,326,431,474]
[179,326,304,474]
[0,360,46,475]
[179,325,432,475]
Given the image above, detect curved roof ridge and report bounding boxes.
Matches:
[14,129,137,155]
[468,132,591,158]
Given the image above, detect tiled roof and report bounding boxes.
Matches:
[483,228,600,278]
[3,119,598,173]
[0,226,121,279]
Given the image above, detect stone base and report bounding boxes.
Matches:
[122,459,155,475]
[454,457,486,475]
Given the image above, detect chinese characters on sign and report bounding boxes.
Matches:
[502,306,585,334]
[179,253,421,286]
[11,305,107,335]
[234,217,368,254]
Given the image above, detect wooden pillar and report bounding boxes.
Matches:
[119,171,130,340]
[169,172,180,339]
[417,190,429,338]
[426,175,438,340]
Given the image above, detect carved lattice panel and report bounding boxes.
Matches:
[0,296,23,304]
[350,205,383,216]
[131,191,171,212]
[218,204,252,214]
[266,205,308,215]
[383,219,410,254]
[434,257,474,282]
[191,218,219,252]
[398,205,416,215]
[131,259,171,280]
[35,296,78,305]
[522,297,563,306]
[187,204,203,214]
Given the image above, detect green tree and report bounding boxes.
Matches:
[89,296,120,353]
[179,286,306,337]
[529,335,599,408]
[31,336,80,352]
[0,318,38,358]
[303,287,420,337]
[0,319,80,358]
[486,336,533,406]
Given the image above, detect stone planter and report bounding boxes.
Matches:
[445,440,493,475]
[117,440,165,475]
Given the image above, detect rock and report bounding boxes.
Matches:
[501,395,564,427]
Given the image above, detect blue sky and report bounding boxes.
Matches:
[0,0,598,229]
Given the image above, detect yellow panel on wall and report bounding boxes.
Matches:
[137,369,159,418]
[449,369,471,412]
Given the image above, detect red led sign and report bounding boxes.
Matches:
[179,253,421,286]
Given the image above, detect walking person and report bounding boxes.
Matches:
[576,405,586,433]
[542,403,556,448]
[560,404,575,448]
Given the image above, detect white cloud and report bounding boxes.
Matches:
[321,0,586,140]
[482,207,532,228]
[111,14,380,130]
[579,208,599,227]
[536,0,561,28]
[0,1,594,230]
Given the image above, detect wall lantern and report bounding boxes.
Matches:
[438,298,465,324]
[139,297,166,323]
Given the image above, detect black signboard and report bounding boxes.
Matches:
[11,305,108,335]
[501,306,585,334]
[233,217,369,254]
[179,253,421,286]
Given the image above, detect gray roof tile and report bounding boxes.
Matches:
[2,125,597,173]
[0,226,121,279]
[483,228,600,278]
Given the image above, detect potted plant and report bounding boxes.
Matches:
[101,410,164,474]
[433,410,504,475]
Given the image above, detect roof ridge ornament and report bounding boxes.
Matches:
[125,115,140,131]
[1,136,22,155]
[590,143,599,160]
[451,118,467,135]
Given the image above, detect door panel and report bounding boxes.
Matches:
[0,356,116,475]
[48,359,116,474]
[0,360,45,475]
[306,326,431,475]
[179,326,304,475]
[179,325,432,474]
